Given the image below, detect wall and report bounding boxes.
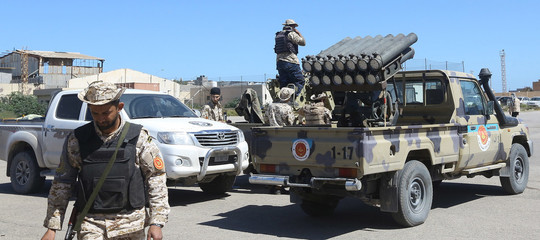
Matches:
[0,72,11,83]
[0,53,39,77]
[0,83,43,96]
[68,68,182,98]
[495,91,540,98]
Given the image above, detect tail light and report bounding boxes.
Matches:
[338,168,357,178]
[259,164,276,173]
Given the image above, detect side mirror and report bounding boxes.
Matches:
[485,101,494,115]
[192,109,201,117]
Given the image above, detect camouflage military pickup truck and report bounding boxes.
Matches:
[248,68,533,227]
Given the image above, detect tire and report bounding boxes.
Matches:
[9,151,45,194]
[300,198,338,217]
[391,160,433,227]
[500,144,529,194]
[199,174,236,195]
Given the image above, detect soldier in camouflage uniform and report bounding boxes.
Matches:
[42,81,170,240]
[275,19,306,96]
[201,87,224,122]
[508,93,520,117]
[298,93,332,125]
[264,87,295,127]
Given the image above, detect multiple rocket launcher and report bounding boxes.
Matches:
[301,33,418,88]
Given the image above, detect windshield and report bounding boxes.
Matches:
[120,93,197,119]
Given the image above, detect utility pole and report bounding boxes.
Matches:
[500,49,507,93]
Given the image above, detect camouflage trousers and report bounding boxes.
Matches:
[78,229,145,240]
[76,212,146,240]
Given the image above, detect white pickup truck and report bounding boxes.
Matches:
[0,89,249,194]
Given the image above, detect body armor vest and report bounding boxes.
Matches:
[74,122,146,213]
[274,30,298,54]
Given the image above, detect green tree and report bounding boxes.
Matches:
[1,92,47,117]
[224,97,240,108]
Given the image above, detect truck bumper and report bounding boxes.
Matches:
[160,141,249,180]
[249,174,362,191]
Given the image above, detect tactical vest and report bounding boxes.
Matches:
[74,122,147,213]
[303,103,328,125]
[274,30,298,54]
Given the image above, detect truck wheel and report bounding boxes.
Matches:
[10,151,45,194]
[500,144,529,194]
[199,174,236,195]
[391,160,433,227]
[300,194,339,217]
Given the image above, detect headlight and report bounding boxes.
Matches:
[236,130,245,142]
[157,131,194,145]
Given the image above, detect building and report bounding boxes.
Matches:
[0,50,104,96]
[533,80,540,91]
[0,50,103,87]
[33,68,184,104]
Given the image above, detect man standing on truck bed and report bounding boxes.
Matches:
[202,87,224,122]
[275,19,306,96]
[41,81,170,240]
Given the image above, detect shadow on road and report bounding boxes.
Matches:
[200,200,396,239]
[432,181,507,209]
[199,180,510,238]
[0,180,52,198]
[167,187,232,207]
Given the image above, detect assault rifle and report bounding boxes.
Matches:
[64,206,77,240]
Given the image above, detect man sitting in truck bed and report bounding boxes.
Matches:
[264,87,295,126]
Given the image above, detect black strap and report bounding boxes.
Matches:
[73,122,131,232]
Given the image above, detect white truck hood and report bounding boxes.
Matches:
[128,117,239,133]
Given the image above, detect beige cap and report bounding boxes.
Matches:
[310,92,327,101]
[283,19,298,26]
[77,81,125,105]
[278,87,295,102]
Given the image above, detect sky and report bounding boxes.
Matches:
[2,0,539,92]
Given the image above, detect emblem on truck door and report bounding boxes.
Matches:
[469,124,493,151]
[292,139,312,161]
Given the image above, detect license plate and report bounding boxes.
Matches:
[214,154,228,162]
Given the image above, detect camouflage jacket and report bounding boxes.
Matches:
[508,97,521,113]
[298,102,332,125]
[43,119,170,238]
[276,31,305,65]
[264,102,295,127]
[202,101,224,122]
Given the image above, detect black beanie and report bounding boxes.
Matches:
[210,87,221,95]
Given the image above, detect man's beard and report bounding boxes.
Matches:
[97,113,119,132]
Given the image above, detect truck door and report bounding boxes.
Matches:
[458,80,501,169]
[42,93,87,167]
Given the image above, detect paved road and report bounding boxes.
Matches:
[1,112,539,239]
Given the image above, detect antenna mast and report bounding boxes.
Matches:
[18,48,29,94]
[500,49,507,93]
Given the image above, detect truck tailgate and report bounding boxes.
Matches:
[251,124,460,178]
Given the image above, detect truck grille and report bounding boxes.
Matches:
[193,131,238,147]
